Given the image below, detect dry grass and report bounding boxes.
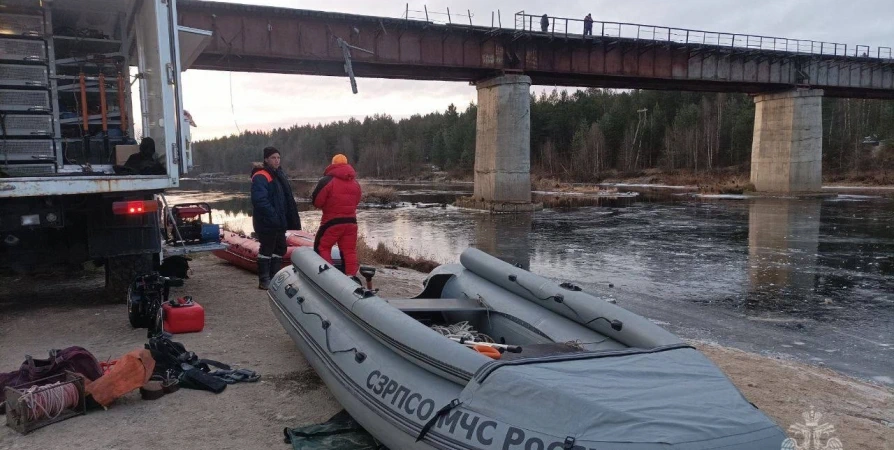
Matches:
[299,182,398,204]
[357,236,439,273]
[698,175,756,195]
[220,222,246,235]
[824,169,894,186]
[445,168,474,182]
[538,195,630,209]
[360,184,398,204]
[599,168,758,194]
[531,176,615,194]
[600,166,894,192]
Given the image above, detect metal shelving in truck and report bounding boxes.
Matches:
[0,0,218,297]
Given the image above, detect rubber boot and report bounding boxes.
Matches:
[257,257,271,290]
[269,255,282,281]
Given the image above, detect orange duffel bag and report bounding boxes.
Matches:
[85,349,155,407]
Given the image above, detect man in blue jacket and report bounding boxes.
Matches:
[251,147,301,289]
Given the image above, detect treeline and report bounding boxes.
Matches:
[193,88,894,180]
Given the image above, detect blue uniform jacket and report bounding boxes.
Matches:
[250,165,301,234]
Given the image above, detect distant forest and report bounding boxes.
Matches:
[193,88,894,180]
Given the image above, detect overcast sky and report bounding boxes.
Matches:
[179,0,892,140]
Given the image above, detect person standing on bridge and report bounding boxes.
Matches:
[583,14,593,36]
[251,146,302,290]
[311,154,362,279]
[540,14,549,33]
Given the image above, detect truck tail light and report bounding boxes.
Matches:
[112,200,158,215]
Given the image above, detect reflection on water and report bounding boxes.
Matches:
[748,198,821,292]
[473,213,533,269]
[169,180,894,324]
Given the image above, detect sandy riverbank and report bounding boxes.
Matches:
[1,254,891,449]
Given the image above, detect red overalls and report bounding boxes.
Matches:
[310,163,362,275]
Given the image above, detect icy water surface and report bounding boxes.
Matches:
[169,180,894,384]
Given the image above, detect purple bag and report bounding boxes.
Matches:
[0,346,103,412]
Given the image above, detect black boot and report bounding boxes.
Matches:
[269,255,282,281]
[257,257,271,290]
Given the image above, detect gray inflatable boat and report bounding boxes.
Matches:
[268,247,786,449]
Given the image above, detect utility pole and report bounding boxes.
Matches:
[335,37,374,94]
[633,108,648,170]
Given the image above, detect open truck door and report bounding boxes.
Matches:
[133,0,210,179]
[176,26,212,174]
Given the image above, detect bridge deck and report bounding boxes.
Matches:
[177,1,894,99]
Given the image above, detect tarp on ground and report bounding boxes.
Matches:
[284,410,386,450]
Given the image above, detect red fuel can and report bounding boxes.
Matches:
[162,298,205,334]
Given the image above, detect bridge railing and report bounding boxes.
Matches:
[403,4,474,26]
[514,12,893,60]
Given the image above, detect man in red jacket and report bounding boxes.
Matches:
[311,154,362,276]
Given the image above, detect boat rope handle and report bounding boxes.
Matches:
[584,316,624,331]
[296,297,367,363]
[507,274,583,320]
[509,275,625,331]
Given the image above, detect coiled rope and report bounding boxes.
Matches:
[17,382,79,421]
[430,321,495,343]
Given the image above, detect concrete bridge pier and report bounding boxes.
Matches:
[750,89,824,193]
[458,74,542,212]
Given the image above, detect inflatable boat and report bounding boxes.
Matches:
[213,230,314,273]
[268,247,786,449]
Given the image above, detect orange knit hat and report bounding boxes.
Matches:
[331,154,348,165]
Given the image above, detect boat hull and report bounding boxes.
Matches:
[268,248,788,449]
[268,295,441,450]
[214,230,322,273]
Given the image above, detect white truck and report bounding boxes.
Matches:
[0,0,214,296]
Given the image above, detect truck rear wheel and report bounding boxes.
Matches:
[105,254,155,302]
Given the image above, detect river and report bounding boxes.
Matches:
[168,180,894,385]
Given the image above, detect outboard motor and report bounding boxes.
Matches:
[127,273,184,337]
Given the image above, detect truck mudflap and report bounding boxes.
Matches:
[87,197,162,258]
[88,213,161,258]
